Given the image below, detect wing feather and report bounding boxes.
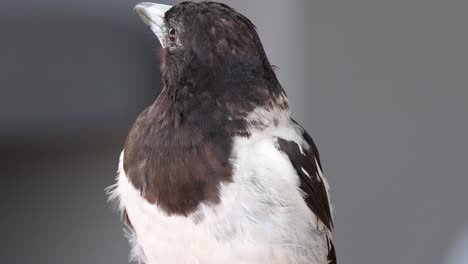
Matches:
[274,119,336,263]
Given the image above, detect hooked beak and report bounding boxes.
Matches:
[134,2,172,47]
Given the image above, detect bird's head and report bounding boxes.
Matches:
[134,1,288,135]
[134,1,277,89]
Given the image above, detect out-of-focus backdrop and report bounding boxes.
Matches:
[1,0,467,263]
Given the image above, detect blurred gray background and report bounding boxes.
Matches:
[1,0,467,263]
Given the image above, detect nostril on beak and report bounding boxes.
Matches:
[134,4,148,15]
[134,6,142,14]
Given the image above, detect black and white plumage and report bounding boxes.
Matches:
[109,2,336,263]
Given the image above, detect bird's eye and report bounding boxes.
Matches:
[168,28,176,42]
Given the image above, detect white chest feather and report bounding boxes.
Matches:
[110,136,330,264]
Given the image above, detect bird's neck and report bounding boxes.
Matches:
[157,73,289,136]
[157,51,290,136]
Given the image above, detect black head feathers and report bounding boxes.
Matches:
[160,1,278,91]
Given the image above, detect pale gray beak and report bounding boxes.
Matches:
[134,2,172,47]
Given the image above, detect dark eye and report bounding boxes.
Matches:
[168,28,176,41]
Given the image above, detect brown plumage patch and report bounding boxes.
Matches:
[123,90,234,215]
[124,0,287,216]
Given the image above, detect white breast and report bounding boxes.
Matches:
[110,135,329,264]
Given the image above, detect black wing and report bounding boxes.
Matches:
[275,119,336,263]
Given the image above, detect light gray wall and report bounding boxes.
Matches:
[1,1,467,264]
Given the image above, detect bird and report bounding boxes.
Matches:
[108,1,336,263]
